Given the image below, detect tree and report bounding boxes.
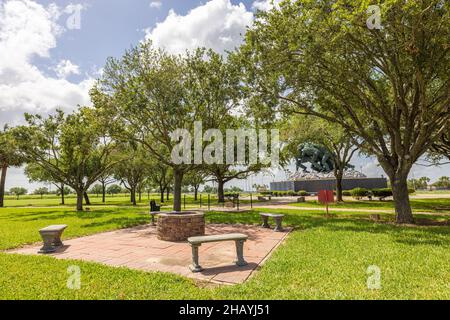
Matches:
[146,156,173,203]
[183,171,207,201]
[106,184,122,196]
[282,116,358,202]
[113,145,150,206]
[14,108,118,211]
[408,177,430,190]
[25,163,68,205]
[34,187,49,199]
[10,187,27,200]
[92,45,243,211]
[0,127,23,207]
[239,0,450,223]
[203,185,217,194]
[433,176,450,189]
[431,121,450,161]
[90,184,103,197]
[97,173,115,203]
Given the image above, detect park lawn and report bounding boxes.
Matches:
[0,206,449,299]
[1,193,236,208]
[0,207,151,250]
[290,198,450,213]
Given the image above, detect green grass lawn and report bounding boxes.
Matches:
[1,193,259,208]
[0,206,449,299]
[290,198,450,213]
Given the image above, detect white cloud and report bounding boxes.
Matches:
[149,1,162,9]
[252,0,282,11]
[0,0,92,127]
[145,0,253,54]
[54,59,81,78]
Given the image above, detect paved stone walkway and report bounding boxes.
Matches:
[11,224,291,285]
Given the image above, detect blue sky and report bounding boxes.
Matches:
[0,0,448,191]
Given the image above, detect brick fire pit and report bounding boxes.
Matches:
[157,212,205,241]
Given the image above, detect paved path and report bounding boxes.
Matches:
[10,224,292,285]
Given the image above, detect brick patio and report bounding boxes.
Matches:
[10,224,291,285]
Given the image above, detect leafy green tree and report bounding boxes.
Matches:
[92,45,243,211]
[408,177,430,190]
[106,184,122,196]
[97,173,115,203]
[13,108,118,211]
[33,187,49,199]
[10,187,27,200]
[282,116,358,201]
[431,121,450,161]
[203,185,217,194]
[433,176,450,189]
[113,144,151,206]
[147,161,172,203]
[183,171,207,201]
[0,127,23,207]
[239,0,450,223]
[25,163,68,205]
[90,184,103,197]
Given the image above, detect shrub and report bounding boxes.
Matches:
[350,188,370,200]
[298,190,309,196]
[224,192,239,199]
[287,190,295,196]
[372,188,393,201]
[342,190,352,197]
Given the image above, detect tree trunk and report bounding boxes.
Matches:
[173,170,183,211]
[217,179,225,203]
[166,187,170,201]
[138,190,142,202]
[76,189,84,211]
[60,183,65,205]
[0,164,7,208]
[160,184,165,203]
[131,187,137,206]
[335,169,344,202]
[391,174,414,224]
[194,186,199,201]
[83,192,91,205]
[102,182,106,203]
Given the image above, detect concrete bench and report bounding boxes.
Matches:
[38,225,68,254]
[187,233,248,272]
[260,213,285,232]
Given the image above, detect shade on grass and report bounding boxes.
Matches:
[0,207,448,299]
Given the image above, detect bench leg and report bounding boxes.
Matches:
[39,233,56,254]
[261,216,270,228]
[53,233,63,247]
[150,213,156,226]
[273,217,284,232]
[189,244,203,273]
[234,240,248,267]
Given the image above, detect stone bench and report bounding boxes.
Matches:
[260,213,285,232]
[187,233,248,273]
[38,225,68,254]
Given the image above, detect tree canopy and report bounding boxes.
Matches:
[238,0,450,223]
